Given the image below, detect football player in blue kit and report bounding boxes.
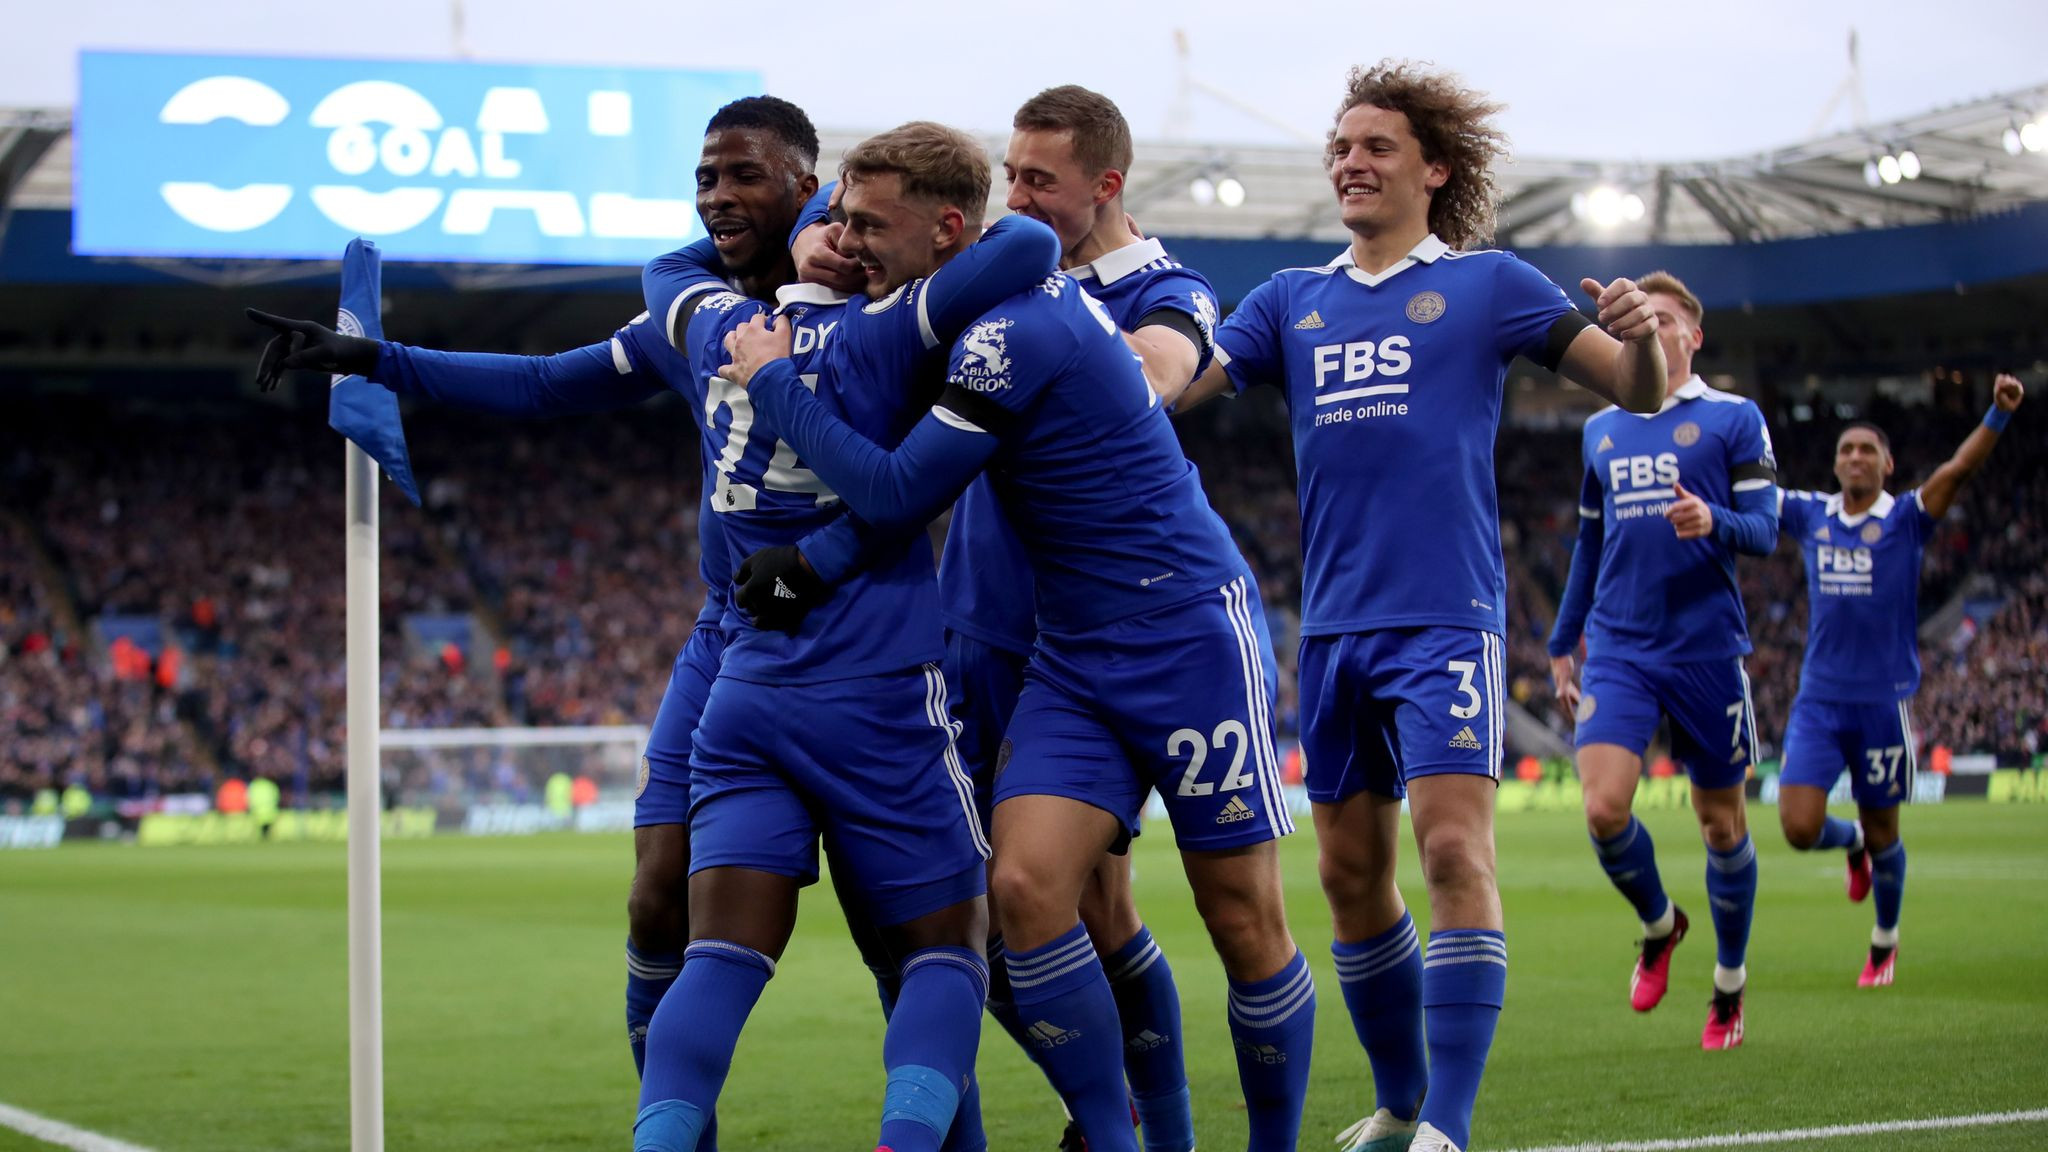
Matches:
[973,84,1242,1152]
[1776,374,2025,987]
[249,98,825,1116]
[1179,61,1667,1152]
[628,126,1064,1152]
[1547,271,1780,1051]
[720,122,1314,1152]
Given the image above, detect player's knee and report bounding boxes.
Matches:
[1417,826,1495,898]
[1699,810,1746,853]
[1316,841,1391,909]
[1582,792,1633,841]
[989,857,1069,944]
[1779,809,1822,850]
[1862,821,1900,853]
[626,875,686,953]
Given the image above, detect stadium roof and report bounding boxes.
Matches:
[8,83,2048,249]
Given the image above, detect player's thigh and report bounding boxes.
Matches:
[1299,633,1402,806]
[794,665,989,929]
[1779,696,1851,801]
[634,627,724,830]
[1573,656,1664,765]
[1092,585,1292,852]
[1374,627,1510,789]
[1845,699,1917,809]
[1659,657,1759,791]
[996,665,1148,853]
[687,675,822,889]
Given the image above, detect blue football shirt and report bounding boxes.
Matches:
[1779,488,1936,702]
[1575,377,1778,661]
[1215,235,1582,637]
[683,284,944,684]
[939,238,1220,653]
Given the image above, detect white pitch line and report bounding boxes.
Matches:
[0,1102,157,1152]
[1497,1107,2048,1152]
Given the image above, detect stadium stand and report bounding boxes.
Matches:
[2,367,2040,816]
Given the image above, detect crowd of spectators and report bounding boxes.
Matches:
[1,380,2041,814]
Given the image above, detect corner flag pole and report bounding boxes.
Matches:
[331,236,411,1152]
[344,438,384,1152]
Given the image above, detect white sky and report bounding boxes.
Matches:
[6,0,2044,160]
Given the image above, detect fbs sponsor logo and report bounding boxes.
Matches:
[1448,725,1482,751]
[1027,1020,1079,1048]
[1215,796,1256,825]
[1293,309,1325,330]
[1234,1038,1287,1064]
[1127,1029,1172,1052]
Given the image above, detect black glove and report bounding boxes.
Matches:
[245,308,381,391]
[734,545,831,634]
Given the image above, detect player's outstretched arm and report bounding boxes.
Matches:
[723,315,998,535]
[247,309,663,416]
[1557,277,1665,413]
[1919,373,2026,520]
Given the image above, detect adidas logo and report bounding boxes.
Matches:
[773,578,798,600]
[1215,796,1255,824]
[1027,1020,1079,1047]
[1293,310,1325,330]
[1127,1029,1172,1052]
[1449,726,1482,751]
[1814,526,1830,541]
[1596,434,1614,452]
[1233,1038,1287,1064]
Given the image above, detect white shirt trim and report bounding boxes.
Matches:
[775,283,851,307]
[1070,237,1168,286]
[1330,234,1451,287]
[1825,489,1896,527]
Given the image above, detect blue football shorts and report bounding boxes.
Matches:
[1298,626,1507,803]
[633,624,726,828]
[1779,694,1917,808]
[1574,654,1758,790]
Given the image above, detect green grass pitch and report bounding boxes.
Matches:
[3,804,2045,1151]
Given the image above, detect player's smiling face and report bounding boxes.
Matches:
[1004,128,1103,257]
[836,172,952,300]
[1327,104,1446,236]
[1835,427,1893,496]
[1646,292,1703,382]
[695,129,809,283]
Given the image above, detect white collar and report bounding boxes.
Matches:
[1330,234,1450,287]
[1631,375,1708,419]
[1825,490,1896,527]
[775,283,851,307]
[1070,237,1167,286]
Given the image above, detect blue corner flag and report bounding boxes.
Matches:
[327,238,421,507]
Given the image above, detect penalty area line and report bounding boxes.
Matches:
[0,1102,157,1152]
[1498,1107,2048,1152]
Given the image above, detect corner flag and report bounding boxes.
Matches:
[327,239,421,507]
